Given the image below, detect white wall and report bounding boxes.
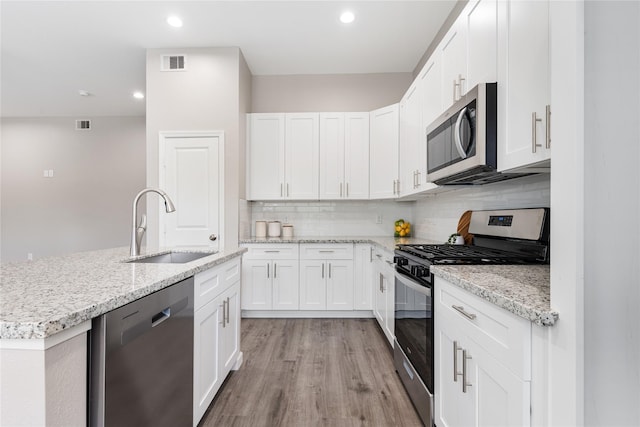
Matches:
[584,2,640,425]
[251,73,412,113]
[0,117,146,262]
[146,47,247,251]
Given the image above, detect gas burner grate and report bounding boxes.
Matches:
[396,244,541,264]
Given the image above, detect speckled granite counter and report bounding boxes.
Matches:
[0,246,247,339]
[430,265,557,326]
[240,236,437,254]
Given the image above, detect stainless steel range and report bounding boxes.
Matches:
[392,208,550,426]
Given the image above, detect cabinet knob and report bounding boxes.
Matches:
[209,234,217,241]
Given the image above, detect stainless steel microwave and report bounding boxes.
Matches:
[426,83,530,185]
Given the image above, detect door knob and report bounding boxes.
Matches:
[209,234,217,241]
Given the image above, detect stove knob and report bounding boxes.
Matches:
[414,266,428,277]
[410,265,419,275]
[394,256,408,266]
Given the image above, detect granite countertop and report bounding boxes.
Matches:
[240,236,437,254]
[0,246,247,340]
[430,264,557,326]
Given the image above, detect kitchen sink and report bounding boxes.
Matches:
[128,251,214,264]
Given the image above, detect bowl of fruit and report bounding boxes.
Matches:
[394,219,411,237]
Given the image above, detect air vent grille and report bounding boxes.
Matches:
[75,120,91,130]
[161,54,187,71]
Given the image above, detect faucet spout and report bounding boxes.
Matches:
[130,188,176,257]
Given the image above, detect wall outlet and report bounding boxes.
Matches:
[27,253,33,261]
[376,214,383,224]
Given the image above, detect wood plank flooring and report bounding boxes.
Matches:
[200,318,423,427]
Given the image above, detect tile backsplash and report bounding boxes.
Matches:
[248,200,413,238]
[243,174,550,242]
[413,174,551,242]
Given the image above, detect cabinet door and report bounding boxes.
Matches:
[299,260,326,310]
[382,266,395,344]
[219,282,240,375]
[241,259,272,310]
[326,260,354,310]
[193,298,222,425]
[319,113,345,200]
[373,267,385,328]
[440,17,468,108]
[399,81,422,197]
[285,113,319,199]
[470,342,531,426]
[421,56,443,130]
[247,114,285,200]
[435,316,464,427]
[353,244,373,310]
[498,0,551,171]
[466,0,498,90]
[272,259,300,310]
[344,113,370,199]
[369,104,399,199]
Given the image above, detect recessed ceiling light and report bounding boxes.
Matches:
[133,91,145,100]
[340,11,355,24]
[78,90,91,97]
[167,16,183,28]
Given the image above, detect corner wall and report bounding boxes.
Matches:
[0,117,146,262]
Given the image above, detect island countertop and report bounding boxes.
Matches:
[0,246,247,340]
[430,264,558,326]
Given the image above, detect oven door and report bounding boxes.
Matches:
[394,271,433,392]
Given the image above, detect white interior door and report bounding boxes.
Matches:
[161,133,222,250]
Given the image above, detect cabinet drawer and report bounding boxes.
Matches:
[242,244,299,259]
[194,258,241,310]
[435,277,532,379]
[300,243,354,260]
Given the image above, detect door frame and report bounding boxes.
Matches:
[158,130,225,249]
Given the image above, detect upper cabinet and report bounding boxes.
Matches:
[497,0,551,172]
[319,113,369,200]
[247,113,319,200]
[369,104,400,200]
[439,17,468,109]
[465,0,498,90]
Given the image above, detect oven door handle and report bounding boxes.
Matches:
[454,107,468,159]
[395,271,432,297]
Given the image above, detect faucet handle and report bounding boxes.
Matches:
[137,214,147,230]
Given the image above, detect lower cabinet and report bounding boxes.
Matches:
[299,259,354,310]
[372,246,395,346]
[434,276,531,427]
[193,258,242,426]
[353,244,373,310]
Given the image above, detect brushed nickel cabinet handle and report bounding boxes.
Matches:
[274,263,277,279]
[453,341,463,382]
[267,263,270,279]
[462,349,472,393]
[545,105,551,149]
[225,297,230,324]
[346,182,349,197]
[532,112,543,153]
[453,79,458,102]
[340,182,343,197]
[452,305,477,320]
[322,263,325,279]
[220,301,226,327]
[280,183,283,197]
[287,183,290,197]
[458,74,465,97]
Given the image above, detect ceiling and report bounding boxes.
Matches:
[1,1,456,117]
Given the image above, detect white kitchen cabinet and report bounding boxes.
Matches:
[465,0,498,91]
[193,258,242,426]
[434,276,531,427]
[372,246,395,346]
[299,244,354,311]
[399,81,424,197]
[285,113,320,199]
[241,244,299,311]
[247,113,319,200]
[439,16,468,109]
[421,55,443,132]
[497,0,551,172]
[353,244,373,310]
[319,112,369,200]
[369,104,400,199]
[247,113,285,200]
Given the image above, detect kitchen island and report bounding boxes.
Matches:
[0,246,246,426]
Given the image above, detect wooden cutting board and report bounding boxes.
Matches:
[456,210,473,245]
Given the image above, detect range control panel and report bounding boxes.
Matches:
[488,215,513,227]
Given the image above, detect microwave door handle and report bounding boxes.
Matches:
[454,107,468,159]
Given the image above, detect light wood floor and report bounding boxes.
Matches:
[200,318,423,427]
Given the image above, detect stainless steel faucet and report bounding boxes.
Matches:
[130,188,176,257]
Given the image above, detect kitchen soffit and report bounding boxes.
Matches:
[0,1,456,118]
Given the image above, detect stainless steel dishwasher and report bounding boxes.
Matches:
[90,276,194,427]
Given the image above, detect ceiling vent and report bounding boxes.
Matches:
[75,119,91,130]
[161,54,187,71]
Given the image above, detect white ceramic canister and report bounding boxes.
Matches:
[282,224,294,238]
[267,221,281,237]
[255,221,267,238]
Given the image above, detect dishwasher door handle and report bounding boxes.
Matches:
[151,307,171,327]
